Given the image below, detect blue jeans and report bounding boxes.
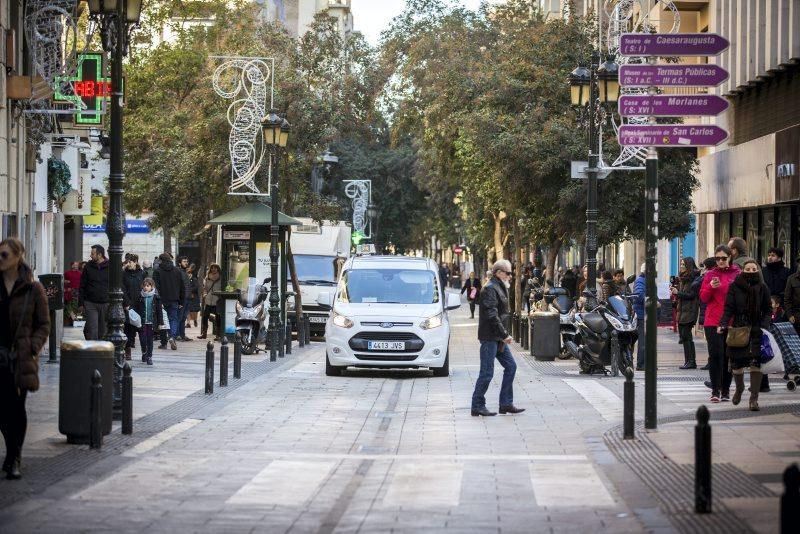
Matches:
[471,340,516,410]
[164,302,180,339]
[177,304,189,338]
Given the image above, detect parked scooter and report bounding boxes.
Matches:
[563,292,637,376]
[544,287,579,360]
[236,278,268,355]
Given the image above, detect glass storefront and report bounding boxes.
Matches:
[715,205,798,266]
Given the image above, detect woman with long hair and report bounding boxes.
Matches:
[198,264,222,340]
[673,257,701,369]
[718,260,771,410]
[0,238,50,479]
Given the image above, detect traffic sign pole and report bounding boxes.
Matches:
[644,55,658,432]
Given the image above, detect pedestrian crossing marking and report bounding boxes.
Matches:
[122,418,203,457]
[562,379,623,421]
[530,462,616,507]
[227,460,336,506]
[382,462,463,508]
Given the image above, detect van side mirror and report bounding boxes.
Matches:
[446,292,461,310]
[316,291,334,311]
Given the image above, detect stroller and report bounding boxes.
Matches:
[769,322,800,391]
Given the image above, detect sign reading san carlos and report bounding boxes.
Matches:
[618,125,728,147]
[619,64,728,87]
[619,33,730,56]
[618,95,729,117]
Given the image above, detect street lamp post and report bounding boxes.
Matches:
[568,53,619,296]
[261,110,290,362]
[87,0,143,417]
[367,203,378,250]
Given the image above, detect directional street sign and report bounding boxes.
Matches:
[618,95,729,117]
[619,64,729,87]
[619,33,730,57]
[618,125,728,147]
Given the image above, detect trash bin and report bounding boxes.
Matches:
[59,340,114,443]
[531,311,559,361]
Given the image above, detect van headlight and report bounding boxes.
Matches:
[420,312,443,330]
[332,311,353,328]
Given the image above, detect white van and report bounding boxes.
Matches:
[320,253,461,377]
[288,218,351,336]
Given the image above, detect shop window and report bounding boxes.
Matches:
[760,208,774,263]
[746,210,759,261]
[732,211,744,241]
[777,207,792,266]
[718,212,730,247]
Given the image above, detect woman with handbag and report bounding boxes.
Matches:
[700,245,740,403]
[461,271,481,319]
[718,260,771,411]
[0,238,50,480]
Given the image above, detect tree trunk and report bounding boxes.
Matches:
[163,227,172,254]
[493,210,507,260]
[286,228,303,324]
[546,239,561,289]
[511,217,522,313]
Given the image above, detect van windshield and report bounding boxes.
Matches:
[295,255,336,285]
[338,269,439,304]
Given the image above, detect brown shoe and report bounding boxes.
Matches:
[124,347,132,361]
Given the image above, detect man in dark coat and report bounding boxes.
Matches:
[153,253,185,350]
[471,259,524,417]
[122,254,145,360]
[79,245,110,340]
[763,247,790,305]
[786,255,800,336]
[176,256,192,342]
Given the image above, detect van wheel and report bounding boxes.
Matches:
[432,351,449,377]
[326,353,344,376]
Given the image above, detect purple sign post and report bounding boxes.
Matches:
[618,95,729,117]
[619,64,729,87]
[618,125,728,148]
[619,33,730,56]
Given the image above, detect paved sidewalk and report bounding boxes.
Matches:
[0,299,797,533]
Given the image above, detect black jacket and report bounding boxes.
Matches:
[79,259,110,305]
[763,261,790,301]
[478,277,510,341]
[561,270,577,298]
[122,267,145,308]
[786,272,800,322]
[719,274,771,362]
[133,291,163,328]
[461,278,481,302]
[153,260,185,305]
[675,270,701,325]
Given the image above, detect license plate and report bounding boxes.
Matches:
[308,316,327,323]
[367,341,405,351]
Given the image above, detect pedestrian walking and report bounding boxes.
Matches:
[770,295,787,324]
[718,260,771,411]
[763,247,790,306]
[672,257,701,369]
[600,270,617,302]
[633,263,646,370]
[786,255,800,337]
[471,259,524,417]
[141,259,154,280]
[699,244,741,403]
[153,253,185,350]
[63,261,81,309]
[133,277,162,365]
[198,264,222,340]
[122,254,145,361]
[186,264,200,329]
[460,271,481,319]
[79,245,110,340]
[176,256,192,342]
[0,237,50,480]
[696,257,716,370]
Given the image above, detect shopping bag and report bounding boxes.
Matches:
[128,309,142,329]
[760,328,784,374]
[161,309,170,330]
[469,287,478,300]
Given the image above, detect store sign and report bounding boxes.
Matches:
[619,65,728,87]
[223,230,251,240]
[619,33,730,56]
[83,219,151,233]
[53,52,114,125]
[776,125,800,203]
[618,125,728,147]
[618,95,729,117]
[62,170,92,215]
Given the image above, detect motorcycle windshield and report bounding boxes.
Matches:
[242,277,262,307]
[608,296,629,320]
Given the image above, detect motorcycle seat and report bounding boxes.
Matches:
[582,312,607,333]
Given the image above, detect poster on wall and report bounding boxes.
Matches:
[226,241,250,290]
[82,196,104,228]
[62,170,92,215]
[255,242,282,286]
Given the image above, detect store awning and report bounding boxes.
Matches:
[207,202,302,227]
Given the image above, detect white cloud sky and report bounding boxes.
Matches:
[351,0,486,45]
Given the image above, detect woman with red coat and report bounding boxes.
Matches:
[0,237,50,480]
[699,244,741,403]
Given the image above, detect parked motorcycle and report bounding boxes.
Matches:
[236,278,268,355]
[563,292,637,376]
[544,287,579,360]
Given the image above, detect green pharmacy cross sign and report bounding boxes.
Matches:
[54,52,112,125]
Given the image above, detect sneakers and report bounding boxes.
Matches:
[710,395,721,403]
[169,338,177,350]
[146,358,153,366]
[720,393,730,402]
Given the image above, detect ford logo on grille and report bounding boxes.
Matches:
[380,322,394,328]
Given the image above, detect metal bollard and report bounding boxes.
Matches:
[233,333,242,379]
[205,341,214,394]
[220,337,229,387]
[285,322,292,355]
[695,405,712,514]
[782,464,800,534]
[512,313,519,342]
[304,318,311,345]
[89,369,103,449]
[122,362,133,435]
[522,318,529,349]
[297,316,305,347]
[279,323,285,359]
[623,367,634,440]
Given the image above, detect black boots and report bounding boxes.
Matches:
[679,360,697,370]
[471,408,497,417]
[3,457,21,480]
[499,405,526,414]
[732,372,745,405]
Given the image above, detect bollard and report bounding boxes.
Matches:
[233,333,242,379]
[89,369,103,449]
[122,362,133,435]
[220,337,229,387]
[48,308,58,362]
[512,313,519,342]
[695,405,712,514]
[297,316,305,347]
[522,318,529,350]
[782,464,800,534]
[279,323,285,359]
[623,367,635,440]
[205,341,214,394]
[285,322,292,355]
[304,318,311,345]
